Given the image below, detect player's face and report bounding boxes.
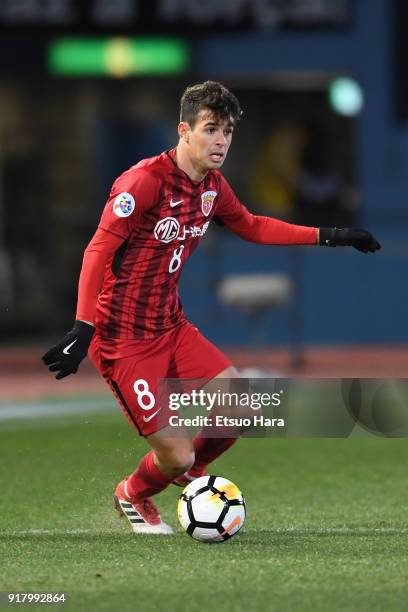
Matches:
[185,111,234,172]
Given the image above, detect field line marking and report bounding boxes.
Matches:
[273,527,408,535]
[1,527,407,537]
[0,399,114,422]
[0,529,93,536]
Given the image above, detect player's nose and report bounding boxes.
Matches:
[215,131,228,146]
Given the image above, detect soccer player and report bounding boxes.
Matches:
[42,81,380,534]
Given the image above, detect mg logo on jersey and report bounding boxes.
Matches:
[201,190,217,217]
[154,217,180,243]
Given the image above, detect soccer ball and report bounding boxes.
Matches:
[177,475,246,542]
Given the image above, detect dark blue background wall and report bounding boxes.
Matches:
[181,0,408,346]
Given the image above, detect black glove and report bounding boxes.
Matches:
[319,228,381,253]
[42,320,95,380]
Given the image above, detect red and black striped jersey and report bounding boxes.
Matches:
[77,148,317,340]
[96,149,226,339]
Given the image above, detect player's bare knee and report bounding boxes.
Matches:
[154,449,194,477]
[167,450,195,476]
[166,451,195,476]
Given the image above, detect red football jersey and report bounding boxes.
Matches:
[77,149,317,340]
[96,150,226,339]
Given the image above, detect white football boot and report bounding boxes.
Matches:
[114,479,173,535]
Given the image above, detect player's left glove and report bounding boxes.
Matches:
[42,320,95,380]
[319,228,381,253]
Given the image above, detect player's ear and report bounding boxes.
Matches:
[178,122,190,143]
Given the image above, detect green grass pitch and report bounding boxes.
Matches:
[1,398,408,611]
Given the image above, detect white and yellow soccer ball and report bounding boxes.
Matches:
[177,475,246,542]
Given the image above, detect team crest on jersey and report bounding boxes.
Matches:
[154,217,180,243]
[201,190,217,217]
[113,192,135,218]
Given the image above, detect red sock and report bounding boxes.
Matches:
[126,451,173,501]
[190,435,237,476]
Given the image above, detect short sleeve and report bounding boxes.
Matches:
[98,167,159,239]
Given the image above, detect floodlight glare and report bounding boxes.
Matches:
[48,37,189,76]
[329,77,363,116]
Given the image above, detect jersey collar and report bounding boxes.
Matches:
[165,148,212,188]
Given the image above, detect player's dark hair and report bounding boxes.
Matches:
[180,81,243,127]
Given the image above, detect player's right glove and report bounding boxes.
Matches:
[42,320,95,380]
[319,228,381,253]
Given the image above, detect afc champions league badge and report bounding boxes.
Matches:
[201,190,217,217]
[113,192,135,218]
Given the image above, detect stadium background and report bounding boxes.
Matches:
[1,1,408,611]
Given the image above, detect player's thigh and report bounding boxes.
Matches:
[206,366,253,421]
[172,322,245,411]
[172,321,232,380]
[210,364,245,401]
[106,354,171,437]
[215,365,241,378]
[173,323,250,423]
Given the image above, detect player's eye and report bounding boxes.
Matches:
[206,128,215,134]
[224,128,233,136]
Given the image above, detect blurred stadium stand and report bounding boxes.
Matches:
[0,0,407,364]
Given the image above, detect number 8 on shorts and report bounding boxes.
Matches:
[133,379,155,411]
